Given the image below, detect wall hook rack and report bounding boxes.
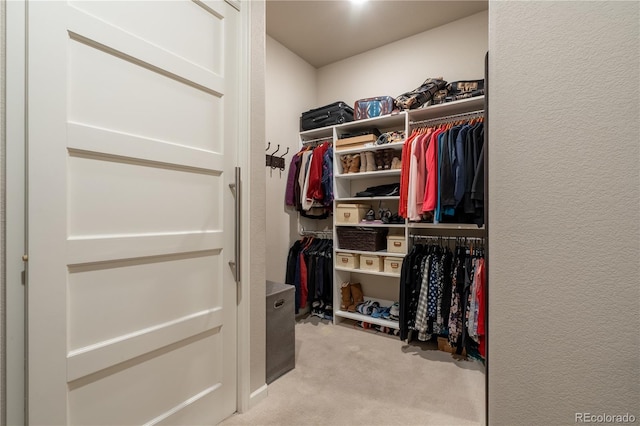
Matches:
[266,143,287,172]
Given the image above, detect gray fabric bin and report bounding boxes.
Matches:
[265,280,295,384]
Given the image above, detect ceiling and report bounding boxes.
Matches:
[266,0,488,68]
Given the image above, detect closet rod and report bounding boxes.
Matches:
[410,234,484,242]
[409,109,484,127]
[299,223,332,237]
[300,229,333,239]
[301,136,333,146]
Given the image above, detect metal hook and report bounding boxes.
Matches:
[270,145,280,170]
[265,141,271,151]
[279,147,289,172]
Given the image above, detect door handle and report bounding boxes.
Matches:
[228,167,241,283]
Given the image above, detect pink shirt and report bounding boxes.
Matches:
[423,128,444,212]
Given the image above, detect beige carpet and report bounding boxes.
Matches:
[221,316,485,426]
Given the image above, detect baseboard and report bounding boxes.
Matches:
[248,383,268,410]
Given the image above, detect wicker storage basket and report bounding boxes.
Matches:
[337,227,388,252]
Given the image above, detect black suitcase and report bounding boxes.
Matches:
[300,102,354,131]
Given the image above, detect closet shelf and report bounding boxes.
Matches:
[335,267,401,278]
[335,222,405,228]
[335,112,406,133]
[408,223,485,231]
[299,126,334,140]
[335,196,400,202]
[335,249,406,258]
[335,141,405,155]
[407,96,485,123]
[334,310,400,330]
[335,169,401,180]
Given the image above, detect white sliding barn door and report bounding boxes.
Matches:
[27,1,239,424]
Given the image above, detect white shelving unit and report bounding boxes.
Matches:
[336,196,400,202]
[333,308,399,330]
[335,248,406,257]
[335,140,405,155]
[336,223,405,228]
[334,169,401,180]
[335,267,401,278]
[297,96,486,334]
[330,96,486,333]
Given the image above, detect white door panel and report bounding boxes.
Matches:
[68,0,225,75]
[68,153,223,236]
[28,1,239,424]
[68,37,224,153]
[68,331,224,425]
[68,252,222,350]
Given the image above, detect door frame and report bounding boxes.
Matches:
[2,0,256,420]
[3,0,27,424]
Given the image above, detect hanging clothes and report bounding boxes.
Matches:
[399,238,485,361]
[285,143,333,218]
[399,119,485,226]
[285,236,333,317]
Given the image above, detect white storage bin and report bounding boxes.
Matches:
[387,235,407,254]
[336,252,360,269]
[384,257,403,274]
[336,204,371,224]
[360,255,383,272]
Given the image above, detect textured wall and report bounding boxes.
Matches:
[0,1,6,420]
[316,10,487,107]
[249,0,267,398]
[265,36,317,283]
[488,2,640,425]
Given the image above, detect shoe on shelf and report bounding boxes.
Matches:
[348,154,361,173]
[340,155,351,174]
[380,209,392,224]
[340,282,352,311]
[348,282,363,312]
[365,208,376,221]
[390,213,405,224]
[382,149,395,170]
[359,152,367,173]
[371,305,390,319]
[373,151,384,170]
[365,151,376,172]
[388,302,400,321]
[391,156,401,169]
[357,300,380,316]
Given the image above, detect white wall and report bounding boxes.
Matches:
[317,10,487,106]
[488,2,639,425]
[265,36,318,282]
[0,1,5,420]
[249,0,267,403]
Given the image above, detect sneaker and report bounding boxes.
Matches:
[365,208,376,221]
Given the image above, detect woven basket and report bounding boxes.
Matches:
[337,227,388,252]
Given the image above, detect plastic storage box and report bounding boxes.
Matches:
[266,280,295,384]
